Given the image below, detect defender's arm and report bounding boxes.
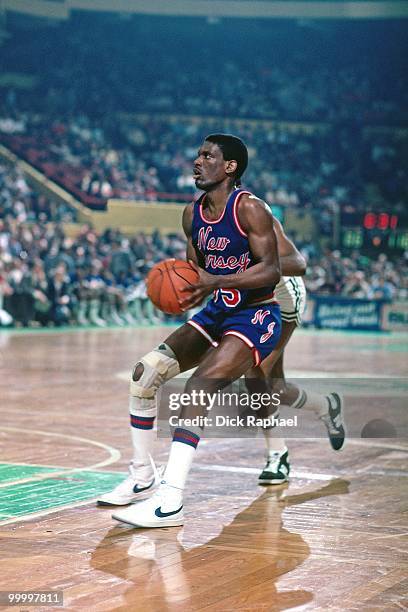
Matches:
[274,218,307,276]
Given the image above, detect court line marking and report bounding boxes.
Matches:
[116,369,404,381]
[197,464,335,481]
[197,463,408,479]
[0,427,121,488]
[0,496,105,527]
[2,325,407,340]
[0,461,123,473]
[1,444,407,527]
[0,461,73,469]
[346,438,408,452]
[0,470,334,528]
[200,438,408,452]
[0,432,406,526]
[369,532,408,541]
[3,454,407,528]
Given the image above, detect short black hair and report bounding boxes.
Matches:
[205,133,248,185]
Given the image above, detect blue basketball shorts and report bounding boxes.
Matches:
[188,300,281,366]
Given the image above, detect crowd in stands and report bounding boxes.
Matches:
[3,15,407,125]
[0,219,184,328]
[1,220,405,328]
[1,14,406,219]
[0,114,168,208]
[0,160,187,327]
[1,112,406,229]
[0,162,76,224]
[0,160,406,328]
[307,249,407,301]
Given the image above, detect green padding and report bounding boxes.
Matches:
[0,464,126,520]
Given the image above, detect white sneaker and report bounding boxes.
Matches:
[320,392,346,451]
[112,481,184,528]
[97,462,162,506]
[258,449,290,485]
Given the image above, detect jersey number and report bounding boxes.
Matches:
[214,288,241,308]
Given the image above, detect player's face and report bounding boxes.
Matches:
[193,141,229,191]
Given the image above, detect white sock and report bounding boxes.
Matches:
[128,344,180,482]
[263,432,287,457]
[163,427,201,500]
[129,399,156,483]
[291,388,329,418]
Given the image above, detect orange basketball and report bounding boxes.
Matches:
[146,259,199,315]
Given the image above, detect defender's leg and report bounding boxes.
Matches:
[245,321,297,485]
[264,327,345,452]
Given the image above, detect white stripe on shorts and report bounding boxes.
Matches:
[274,276,306,326]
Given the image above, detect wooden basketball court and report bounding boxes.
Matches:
[0,326,407,610]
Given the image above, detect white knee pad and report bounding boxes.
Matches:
[130,345,180,400]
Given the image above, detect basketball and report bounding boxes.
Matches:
[146,258,199,314]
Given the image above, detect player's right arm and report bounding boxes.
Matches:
[182,204,204,268]
[274,218,307,276]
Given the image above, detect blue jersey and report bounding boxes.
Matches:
[191,188,275,311]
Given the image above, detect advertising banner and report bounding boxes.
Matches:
[312,297,384,331]
[381,301,408,332]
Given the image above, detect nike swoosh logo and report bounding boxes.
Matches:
[133,480,154,494]
[155,505,183,518]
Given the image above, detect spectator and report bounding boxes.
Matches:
[371,276,395,301]
[32,259,52,326]
[47,263,74,326]
[342,271,374,299]
[0,261,13,326]
[7,258,34,327]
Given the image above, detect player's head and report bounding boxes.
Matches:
[193,134,248,191]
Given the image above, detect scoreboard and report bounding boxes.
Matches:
[341,211,408,252]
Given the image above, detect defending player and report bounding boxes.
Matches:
[100,134,283,528]
[248,222,345,486]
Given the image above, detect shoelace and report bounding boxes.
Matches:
[149,481,183,507]
[265,453,282,472]
[115,463,164,493]
[113,473,141,494]
[320,413,340,434]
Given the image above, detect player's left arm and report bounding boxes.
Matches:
[180,195,280,309]
[221,195,281,289]
[274,218,307,276]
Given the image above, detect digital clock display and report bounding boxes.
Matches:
[342,228,408,251]
[341,211,408,252]
[363,212,399,231]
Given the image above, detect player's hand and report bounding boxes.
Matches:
[178,260,218,311]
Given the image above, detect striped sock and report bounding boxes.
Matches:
[130,414,156,430]
[163,427,201,491]
[291,389,329,417]
[129,400,156,476]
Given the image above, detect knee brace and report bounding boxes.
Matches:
[130,343,180,401]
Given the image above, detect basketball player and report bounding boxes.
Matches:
[99,134,341,528]
[248,222,345,487]
[100,134,283,527]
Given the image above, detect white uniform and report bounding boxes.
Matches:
[274,276,306,326]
